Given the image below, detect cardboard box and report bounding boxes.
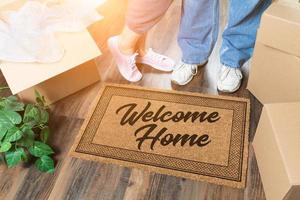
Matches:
[257,1,300,57]
[248,43,300,104]
[247,2,300,104]
[0,1,101,104]
[0,30,101,104]
[0,0,101,103]
[253,102,300,200]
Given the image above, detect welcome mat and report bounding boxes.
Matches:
[70,84,250,188]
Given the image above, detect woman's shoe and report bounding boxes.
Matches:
[136,48,175,72]
[107,36,142,82]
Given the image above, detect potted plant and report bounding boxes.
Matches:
[0,88,55,173]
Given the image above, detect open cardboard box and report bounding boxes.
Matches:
[247,1,300,104]
[253,102,300,200]
[0,0,102,104]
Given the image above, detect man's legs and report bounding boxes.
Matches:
[220,0,272,68]
[178,0,219,65]
[217,0,272,92]
[172,0,219,85]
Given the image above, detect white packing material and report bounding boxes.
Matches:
[0,0,104,63]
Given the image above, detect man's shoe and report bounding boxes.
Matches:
[171,61,204,85]
[217,65,243,93]
[136,48,175,72]
[107,36,142,82]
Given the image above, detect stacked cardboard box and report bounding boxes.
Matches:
[248,1,300,104]
[253,103,300,200]
[0,0,102,104]
[248,1,300,200]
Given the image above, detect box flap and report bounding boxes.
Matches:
[0,30,101,94]
[266,102,300,185]
[257,2,300,57]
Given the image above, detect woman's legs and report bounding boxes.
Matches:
[108,0,174,82]
[118,26,148,56]
[119,0,173,55]
[118,26,142,55]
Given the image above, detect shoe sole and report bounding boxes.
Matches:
[136,60,174,72]
[171,75,195,86]
[107,37,142,83]
[217,81,242,93]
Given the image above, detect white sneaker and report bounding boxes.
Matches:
[217,65,243,93]
[171,62,199,85]
[136,48,175,72]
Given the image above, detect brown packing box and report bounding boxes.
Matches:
[0,31,101,104]
[0,1,102,104]
[247,1,300,104]
[253,102,300,200]
[248,43,300,104]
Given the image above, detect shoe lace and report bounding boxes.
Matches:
[220,66,242,80]
[129,53,138,71]
[148,48,167,63]
[175,62,198,75]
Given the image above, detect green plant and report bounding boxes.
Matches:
[0,90,55,173]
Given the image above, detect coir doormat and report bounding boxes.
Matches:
[70,84,250,188]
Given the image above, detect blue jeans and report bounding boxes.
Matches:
[178,0,272,68]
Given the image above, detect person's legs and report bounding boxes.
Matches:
[118,26,142,55]
[220,0,272,68]
[178,0,219,65]
[108,0,174,82]
[217,0,271,92]
[172,0,219,85]
[122,0,173,55]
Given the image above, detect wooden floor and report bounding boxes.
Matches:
[0,0,266,199]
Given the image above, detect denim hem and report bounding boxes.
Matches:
[182,57,208,65]
[220,61,241,69]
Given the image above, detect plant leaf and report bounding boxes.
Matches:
[0,109,22,141]
[0,109,22,127]
[35,90,46,107]
[0,126,7,141]
[40,126,50,143]
[18,126,35,148]
[35,155,55,173]
[23,104,40,126]
[28,141,54,157]
[39,109,49,124]
[5,148,25,168]
[0,141,12,152]
[4,127,23,142]
[0,96,24,111]
[20,150,28,162]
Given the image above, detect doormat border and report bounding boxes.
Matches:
[69,83,250,188]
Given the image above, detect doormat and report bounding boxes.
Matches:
[70,84,250,188]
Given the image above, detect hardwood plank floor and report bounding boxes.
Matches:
[0,0,266,199]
